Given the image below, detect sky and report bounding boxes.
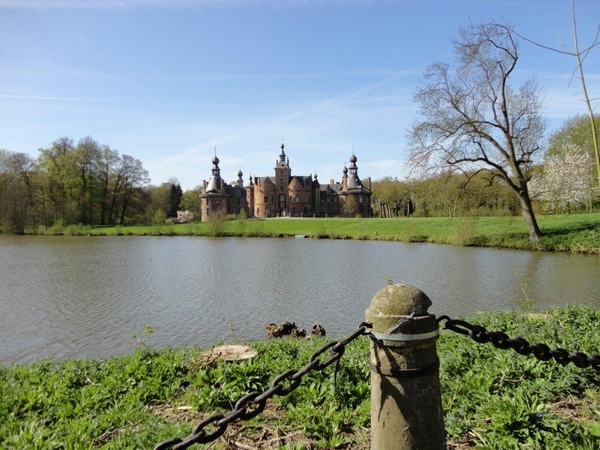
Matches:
[1,0,599,191]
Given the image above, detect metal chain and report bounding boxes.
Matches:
[437,315,600,373]
[154,322,372,450]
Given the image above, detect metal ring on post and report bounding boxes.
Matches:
[369,329,439,342]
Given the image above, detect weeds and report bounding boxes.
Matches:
[450,216,479,246]
[1,307,600,448]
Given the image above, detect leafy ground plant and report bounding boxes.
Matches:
[1,306,600,448]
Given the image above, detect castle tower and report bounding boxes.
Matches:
[346,153,362,190]
[274,143,291,216]
[340,152,372,218]
[200,154,229,220]
[246,175,255,218]
[205,155,223,193]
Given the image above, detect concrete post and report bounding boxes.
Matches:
[365,284,445,450]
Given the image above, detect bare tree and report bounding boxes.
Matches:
[511,0,600,189]
[408,21,546,243]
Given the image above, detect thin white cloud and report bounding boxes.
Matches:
[0,94,113,102]
[135,68,415,189]
[0,0,394,9]
[125,69,422,82]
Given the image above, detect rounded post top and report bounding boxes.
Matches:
[365,284,432,331]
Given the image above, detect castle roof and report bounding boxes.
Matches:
[289,175,313,189]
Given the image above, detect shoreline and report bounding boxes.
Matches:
[1,306,599,448]
[10,213,600,254]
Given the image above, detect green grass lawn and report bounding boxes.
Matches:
[46,213,600,254]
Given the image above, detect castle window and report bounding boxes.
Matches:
[359,195,364,203]
[296,195,300,203]
[264,196,268,203]
[256,208,260,215]
[215,198,220,205]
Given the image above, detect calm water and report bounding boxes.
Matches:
[1,235,599,365]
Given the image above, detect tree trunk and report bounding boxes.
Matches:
[519,193,543,243]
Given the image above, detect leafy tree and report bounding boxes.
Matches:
[96,145,121,225]
[38,137,77,225]
[8,152,40,229]
[167,183,183,218]
[144,183,171,224]
[1,137,155,231]
[370,177,411,217]
[342,195,358,216]
[0,177,28,233]
[405,171,519,218]
[0,150,12,195]
[408,21,546,242]
[434,172,468,219]
[464,172,520,216]
[117,155,150,224]
[180,187,202,219]
[548,114,600,160]
[73,136,101,225]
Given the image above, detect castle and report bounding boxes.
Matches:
[199,144,372,220]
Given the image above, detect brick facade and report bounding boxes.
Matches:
[200,144,372,220]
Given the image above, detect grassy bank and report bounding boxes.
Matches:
[1,306,600,449]
[36,213,600,254]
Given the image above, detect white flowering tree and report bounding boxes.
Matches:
[176,210,194,223]
[408,22,546,242]
[529,144,597,212]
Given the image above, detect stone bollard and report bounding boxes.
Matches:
[365,284,445,450]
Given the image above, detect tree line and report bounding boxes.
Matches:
[370,114,599,220]
[0,137,150,233]
[2,14,598,237]
[370,172,520,219]
[0,135,209,234]
[0,117,596,234]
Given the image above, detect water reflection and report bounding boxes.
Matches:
[0,235,598,364]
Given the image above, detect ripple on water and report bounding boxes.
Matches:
[1,235,599,364]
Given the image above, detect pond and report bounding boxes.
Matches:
[1,235,598,364]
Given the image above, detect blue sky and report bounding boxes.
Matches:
[1,0,599,191]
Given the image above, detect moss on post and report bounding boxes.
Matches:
[365,284,445,450]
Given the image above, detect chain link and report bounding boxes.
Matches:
[437,315,600,373]
[155,315,599,449]
[154,322,372,450]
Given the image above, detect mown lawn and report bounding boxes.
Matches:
[45,213,600,254]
